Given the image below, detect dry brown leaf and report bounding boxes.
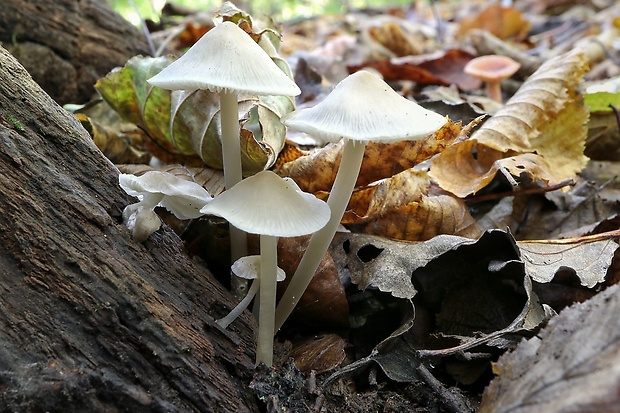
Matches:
[362,193,481,241]
[289,333,347,373]
[475,49,588,154]
[343,169,430,223]
[342,169,480,241]
[367,21,423,57]
[349,49,482,91]
[427,139,504,197]
[277,236,349,329]
[430,49,589,197]
[277,119,462,193]
[457,4,531,40]
[479,283,620,413]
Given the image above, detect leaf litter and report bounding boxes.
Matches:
[83,0,620,410]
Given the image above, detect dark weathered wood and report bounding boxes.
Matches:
[0,0,151,104]
[0,46,258,412]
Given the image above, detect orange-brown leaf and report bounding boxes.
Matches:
[458,4,531,40]
[277,118,462,193]
[344,169,481,241]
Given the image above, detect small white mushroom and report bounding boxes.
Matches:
[119,171,213,242]
[276,70,447,330]
[147,21,301,262]
[200,170,330,366]
[216,256,286,329]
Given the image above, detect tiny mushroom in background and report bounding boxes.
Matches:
[216,256,286,329]
[147,21,301,261]
[275,70,446,331]
[119,171,213,242]
[463,55,521,102]
[200,170,330,367]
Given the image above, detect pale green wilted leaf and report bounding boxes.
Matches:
[96,54,294,173]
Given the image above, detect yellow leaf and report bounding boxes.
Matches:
[474,49,588,153]
[428,139,504,197]
[431,49,589,197]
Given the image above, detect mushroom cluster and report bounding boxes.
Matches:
[147,21,301,261]
[121,22,448,370]
[275,70,447,330]
[201,170,330,366]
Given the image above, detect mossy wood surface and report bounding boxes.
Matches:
[0,46,258,413]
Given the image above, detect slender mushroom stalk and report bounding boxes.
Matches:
[219,90,245,260]
[147,21,300,263]
[200,171,330,366]
[463,55,521,102]
[216,256,285,329]
[119,171,213,242]
[256,234,278,365]
[275,70,447,331]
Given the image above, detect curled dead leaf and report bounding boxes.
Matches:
[289,333,347,373]
[341,169,481,241]
[430,49,589,197]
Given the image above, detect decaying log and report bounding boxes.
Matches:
[0,46,258,412]
[0,0,151,104]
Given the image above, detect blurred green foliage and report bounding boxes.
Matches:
[106,0,414,25]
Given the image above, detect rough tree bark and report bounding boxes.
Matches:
[0,0,151,104]
[0,46,259,412]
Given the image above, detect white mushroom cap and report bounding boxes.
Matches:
[281,70,446,143]
[232,256,286,281]
[119,171,213,220]
[200,170,330,237]
[147,21,301,97]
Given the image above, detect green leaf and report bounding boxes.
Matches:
[584,91,620,113]
[96,55,294,173]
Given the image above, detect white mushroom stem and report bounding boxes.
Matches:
[219,90,248,262]
[275,139,365,330]
[255,234,278,366]
[122,193,165,242]
[216,279,259,329]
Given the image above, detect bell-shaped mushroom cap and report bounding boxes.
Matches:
[281,70,446,143]
[147,21,301,97]
[232,256,286,282]
[463,55,521,83]
[119,171,212,220]
[200,170,330,237]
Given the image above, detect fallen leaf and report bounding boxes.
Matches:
[330,229,615,310]
[326,230,557,390]
[348,59,450,86]
[430,49,589,197]
[519,239,617,288]
[277,236,349,330]
[417,49,483,91]
[277,118,462,194]
[479,282,620,413]
[289,333,347,373]
[458,4,531,40]
[342,169,481,241]
[367,20,423,57]
[74,102,151,165]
